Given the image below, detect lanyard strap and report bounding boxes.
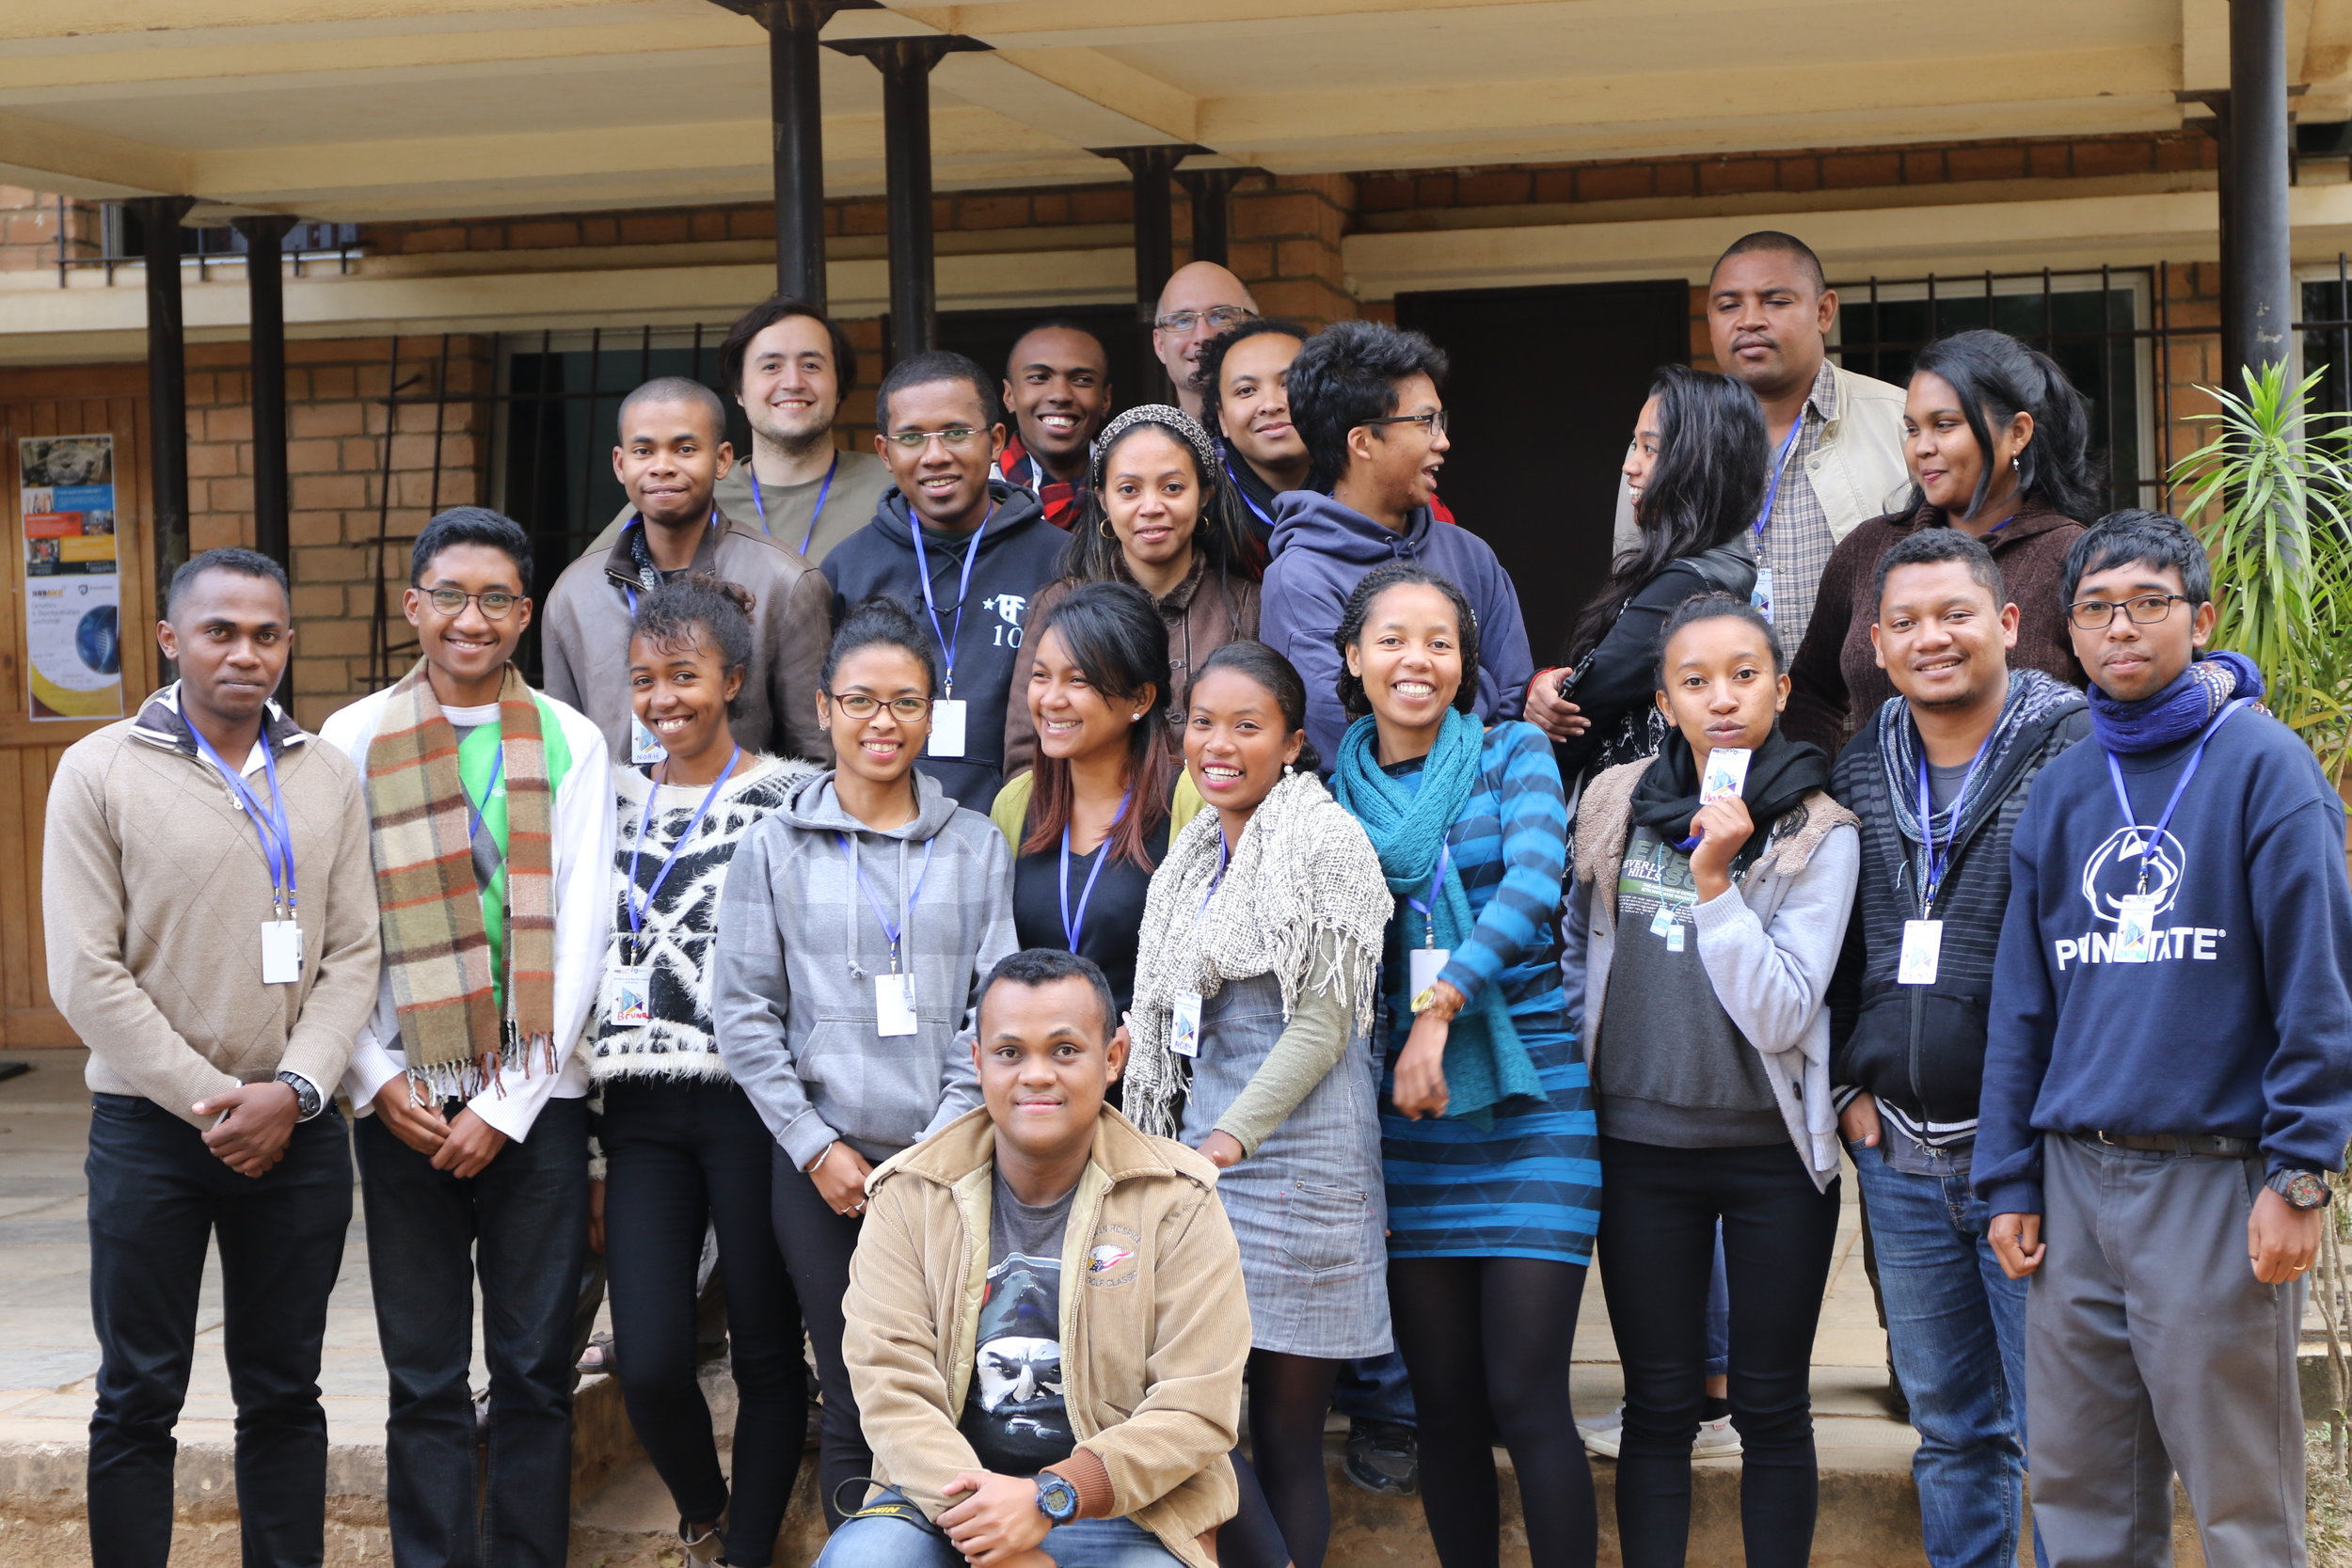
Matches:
[2103,699,2250,895]
[1059,791,1131,953]
[1914,728,1996,914]
[748,456,838,556]
[1225,452,1275,532]
[908,507,993,699]
[1753,417,1805,543]
[835,832,937,968]
[626,748,740,943]
[1195,836,1232,924]
[189,722,297,914]
[1404,841,1452,948]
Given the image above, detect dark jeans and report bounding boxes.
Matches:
[1597,1137,1839,1568]
[87,1095,353,1568]
[771,1146,868,1530]
[602,1078,806,1567]
[356,1097,589,1568]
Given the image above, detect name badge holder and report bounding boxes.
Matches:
[909,507,994,760]
[190,722,302,985]
[837,832,937,1037]
[1172,838,1230,1058]
[1405,843,1453,1013]
[2100,699,2249,964]
[1899,729,1996,986]
[609,748,739,1022]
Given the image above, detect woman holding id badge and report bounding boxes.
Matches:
[1328,563,1601,1568]
[1558,593,1856,1568]
[1124,641,1391,1568]
[714,596,1016,1529]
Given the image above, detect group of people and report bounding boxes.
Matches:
[51,227,2352,1568]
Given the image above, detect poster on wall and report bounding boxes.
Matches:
[20,434,124,721]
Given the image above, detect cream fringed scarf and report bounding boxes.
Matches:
[1125,768,1391,1138]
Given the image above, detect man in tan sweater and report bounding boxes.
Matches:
[43,546,381,1568]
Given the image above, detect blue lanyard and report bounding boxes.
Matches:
[466,745,505,847]
[835,832,936,969]
[1196,836,1231,923]
[1914,729,1995,913]
[1754,418,1805,541]
[188,721,297,916]
[1224,451,1275,532]
[1404,841,1451,948]
[748,455,837,556]
[908,506,993,699]
[622,510,718,615]
[626,748,740,950]
[2103,699,2249,895]
[1058,791,1130,953]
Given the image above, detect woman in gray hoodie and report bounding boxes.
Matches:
[715,595,1018,1529]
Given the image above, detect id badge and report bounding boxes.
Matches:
[875,971,919,1037]
[1649,904,1677,939]
[1700,747,1751,804]
[1898,919,1944,985]
[2113,894,2160,963]
[630,713,667,766]
[603,963,653,1024]
[1752,566,1775,623]
[1665,923,1686,953]
[927,699,968,759]
[1171,991,1202,1057]
[261,919,303,985]
[1408,947,1452,1012]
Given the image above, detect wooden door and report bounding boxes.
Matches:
[1,367,156,1049]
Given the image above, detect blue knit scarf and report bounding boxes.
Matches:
[1332,707,1545,1125]
[2088,649,2265,754]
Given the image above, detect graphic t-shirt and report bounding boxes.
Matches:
[958,1171,1077,1474]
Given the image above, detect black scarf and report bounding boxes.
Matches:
[1630,726,1828,857]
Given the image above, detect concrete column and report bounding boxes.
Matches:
[137,195,197,617]
[2227,0,2294,382]
[232,214,296,569]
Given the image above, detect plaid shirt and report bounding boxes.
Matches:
[1758,359,1841,660]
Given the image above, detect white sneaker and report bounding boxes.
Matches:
[1692,1415,1742,1458]
[1577,1405,1625,1456]
[1579,1405,1744,1460]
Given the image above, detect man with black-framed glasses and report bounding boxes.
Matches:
[1152,261,1260,418]
[1976,508,2352,1568]
[821,350,1066,812]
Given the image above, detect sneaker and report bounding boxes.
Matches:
[1342,1418,1418,1497]
[679,1514,727,1567]
[1579,1405,1625,1458]
[1692,1415,1742,1458]
[1580,1405,1743,1460]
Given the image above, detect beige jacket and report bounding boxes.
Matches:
[541,507,834,767]
[843,1106,1248,1568]
[43,689,383,1125]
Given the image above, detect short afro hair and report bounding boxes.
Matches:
[1870,526,2008,618]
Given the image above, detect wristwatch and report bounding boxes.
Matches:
[2268,1170,2332,1210]
[1034,1472,1080,1526]
[276,1071,324,1122]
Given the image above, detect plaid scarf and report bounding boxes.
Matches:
[364,659,557,1096]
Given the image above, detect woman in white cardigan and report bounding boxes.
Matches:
[1558,592,1857,1568]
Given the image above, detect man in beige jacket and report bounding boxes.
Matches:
[44,546,381,1568]
[827,949,1248,1568]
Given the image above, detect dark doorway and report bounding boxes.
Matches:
[929,304,1148,421]
[1395,279,1690,668]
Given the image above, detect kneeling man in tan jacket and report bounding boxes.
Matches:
[827,948,1249,1568]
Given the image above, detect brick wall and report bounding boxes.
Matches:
[0,184,99,272]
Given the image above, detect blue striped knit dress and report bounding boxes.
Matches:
[1377,721,1602,1263]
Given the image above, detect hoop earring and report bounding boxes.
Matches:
[1100,516,1115,539]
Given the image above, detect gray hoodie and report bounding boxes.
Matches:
[714,768,1017,1169]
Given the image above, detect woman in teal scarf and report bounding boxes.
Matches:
[1329,562,1601,1568]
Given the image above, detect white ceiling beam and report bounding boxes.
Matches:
[0,108,191,197]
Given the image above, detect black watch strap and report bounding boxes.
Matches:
[276,1071,324,1122]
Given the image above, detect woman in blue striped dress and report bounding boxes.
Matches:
[1330,562,1602,1568]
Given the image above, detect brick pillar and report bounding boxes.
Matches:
[1229,172,1359,327]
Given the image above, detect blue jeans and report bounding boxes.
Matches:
[816,1491,1182,1568]
[1848,1141,2036,1568]
[1331,1349,1416,1424]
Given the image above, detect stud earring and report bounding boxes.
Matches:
[1282,761,1295,776]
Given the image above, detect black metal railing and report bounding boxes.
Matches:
[53,198,363,285]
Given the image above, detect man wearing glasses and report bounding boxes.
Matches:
[1152,261,1261,418]
[821,350,1068,813]
[1975,509,2352,1568]
[1260,319,1534,765]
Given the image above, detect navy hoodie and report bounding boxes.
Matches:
[821,480,1064,814]
[1260,492,1533,767]
[1973,704,2352,1215]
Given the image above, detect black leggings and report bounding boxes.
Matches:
[1597,1137,1840,1568]
[1217,1352,1345,1568]
[1389,1256,1597,1568]
[770,1148,870,1531]
[601,1079,806,1568]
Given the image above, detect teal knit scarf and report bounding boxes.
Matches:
[1333,706,1545,1124]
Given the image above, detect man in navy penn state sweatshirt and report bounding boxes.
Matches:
[1975,509,2352,1568]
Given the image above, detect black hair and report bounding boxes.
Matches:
[630,574,756,721]
[1189,639,1321,773]
[167,546,288,619]
[618,375,729,442]
[1061,416,1262,588]
[820,594,940,695]
[1196,316,1311,439]
[1909,329,2100,523]
[410,506,532,591]
[1655,591,1785,687]
[2061,508,2214,609]
[1870,526,2008,618]
[1334,562,1482,721]
[876,349,1001,435]
[979,948,1117,1044]
[1286,320,1450,490]
[1712,230,1828,293]
[718,295,858,400]
[1021,582,1177,871]
[1004,319,1110,377]
[1565,364,1766,664]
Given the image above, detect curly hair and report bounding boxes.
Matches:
[630,574,755,720]
[1332,562,1482,721]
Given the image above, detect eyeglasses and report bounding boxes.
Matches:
[1359,409,1450,436]
[827,691,931,721]
[1152,306,1257,335]
[886,426,981,451]
[2066,593,2189,630]
[422,588,521,619]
